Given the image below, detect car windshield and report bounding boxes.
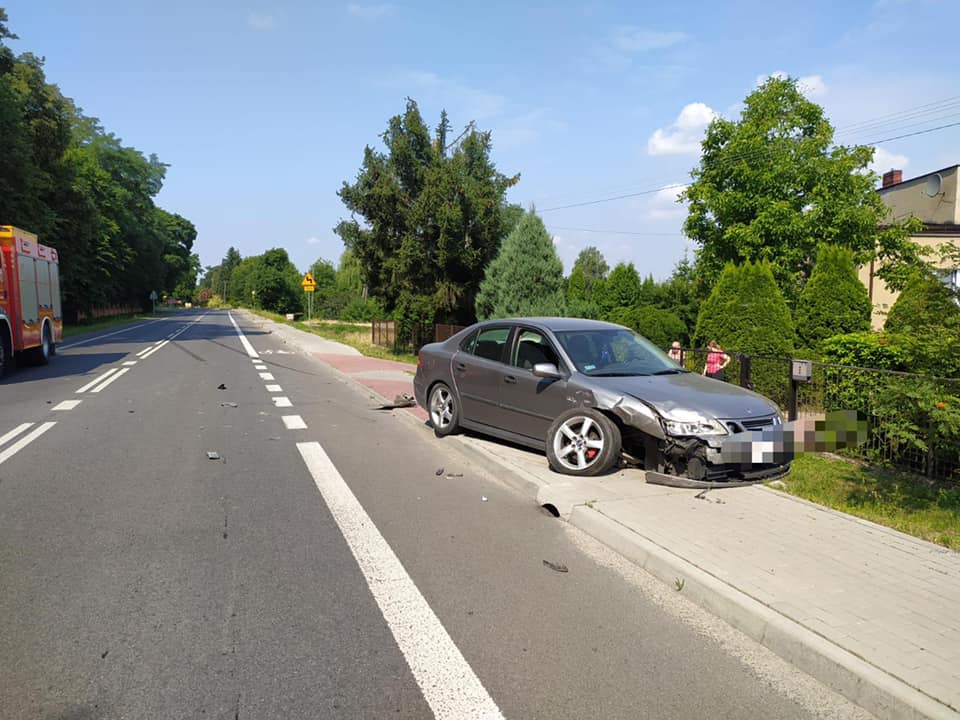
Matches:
[555,329,684,377]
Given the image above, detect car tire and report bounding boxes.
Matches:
[31,323,52,366]
[546,407,621,477]
[428,382,460,438]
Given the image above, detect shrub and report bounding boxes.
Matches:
[795,244,871,350]
[607,305,686,347]
[885,270,960,377]
[820,332,909,370]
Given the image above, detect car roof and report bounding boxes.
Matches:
[473,317,625,333]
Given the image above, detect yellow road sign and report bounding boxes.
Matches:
[301,272,317,292]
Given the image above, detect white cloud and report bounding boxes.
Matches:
[647,102,717,155]
[390,71,504,120]
[346,3,394,20]
[305,236,322,245]
[869,146,910,175]
[610,26,688,53]
[756,71,828,98]
[247,12,276,31]
[647,184,689,219]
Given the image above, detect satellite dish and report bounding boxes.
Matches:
[924,174,943,197]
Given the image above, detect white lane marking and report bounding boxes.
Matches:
[265,384,283,393]
[282,415,307,430]
[296,442,505,720]
[76,368,118,393]
[254,364,268,370]
[228,313,259,358]
[58,318,166,350]
[136,345,155,357]
[251,358,261,363]
[272,396,293,408]
[140,340,169,359]
[259,372,275,381]
[122,361,137,366]
[52,400,82,411]
[0,423,34,447]
[90,367,130,393]
[0,422,57,465]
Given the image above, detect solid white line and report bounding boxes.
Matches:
[259,372,275,381]
[140,340,169,359]
[265,384,282,393]
[91,367,130,393]
[296,442,504,720]
[272,396,293,408]
[52,400,82,411]
[0,422,57,465]
[58,318,166,350]
[228,313,259,358]
[282,415,307,430]
[136,345,154,357]
[0,423,33,448]
[122,360,137,366]
[254,364,268,370]
[76,368,118,393]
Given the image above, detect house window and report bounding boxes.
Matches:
[935,268,960,304]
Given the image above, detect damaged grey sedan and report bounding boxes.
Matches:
[413,317,790,481]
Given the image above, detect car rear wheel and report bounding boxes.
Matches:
[428,382,459,437]
[546,407,621,476]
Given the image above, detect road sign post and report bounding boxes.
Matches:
[149,290,158,315]
[301,272,317,322]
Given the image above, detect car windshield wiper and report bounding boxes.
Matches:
[652,368,686,375]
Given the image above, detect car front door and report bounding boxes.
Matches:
[497,327,573,443]
[451,325,512,428]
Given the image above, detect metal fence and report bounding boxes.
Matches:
[671,345,960,482]
[371,321,467,352]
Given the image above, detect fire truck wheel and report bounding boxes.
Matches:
[0,328,10,377]
[31,323,52,366]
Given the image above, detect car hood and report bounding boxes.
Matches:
[585,372,779,419]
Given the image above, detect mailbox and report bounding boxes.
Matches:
[791,359,813,383]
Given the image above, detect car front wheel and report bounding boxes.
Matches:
[428,382,459,437]
[546,407,621,476]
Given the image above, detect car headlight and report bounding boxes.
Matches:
[661,409,728,436]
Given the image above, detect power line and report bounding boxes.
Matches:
[538,117,960,213]
[547,225,684,237]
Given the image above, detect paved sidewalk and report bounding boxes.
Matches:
[246,312,960,720]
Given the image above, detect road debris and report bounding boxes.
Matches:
[220,402,238,408]
[206,451,220,460]
[435,467,445,476]
[217,383,227,390]
[373,393,417,410]
[694,488,725,504]
[446,473,464,478]
[481,496,488,502]
[543,560,569,573]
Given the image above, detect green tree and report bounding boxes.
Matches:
[336,100,518,331]
[566,246,609,318]
[655,255,699,343]
[683,76,922,303]
[795,244,872,349]
[694,261,795,355]
[607,305,686,347]
[885,271,960,377]
[475,212,565,319]
[599,262,641,316]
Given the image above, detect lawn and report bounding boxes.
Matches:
[61,314,154,339]
[253,311,418,365]
[773,454,960,551]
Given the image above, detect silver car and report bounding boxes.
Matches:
[413,317,789,481]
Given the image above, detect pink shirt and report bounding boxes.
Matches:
[705,350,725,374]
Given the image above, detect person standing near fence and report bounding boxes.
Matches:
[703,340,730,381]
[668,341,684,365]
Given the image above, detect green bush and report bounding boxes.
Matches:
[607,305,686,347]
[795,244,871,350]
[820,332,909,370]
[885,271,960,377]
[341,297,386,323]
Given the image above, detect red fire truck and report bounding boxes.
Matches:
[0,225,62,375]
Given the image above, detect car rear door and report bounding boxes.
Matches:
[451,325,512,428]
[496,327,572,443]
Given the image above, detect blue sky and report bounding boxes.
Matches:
[5,0,959,280]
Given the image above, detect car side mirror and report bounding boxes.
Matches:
[532,362,562,379]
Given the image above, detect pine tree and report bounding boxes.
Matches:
[599,262,641,316]
[885,270,960,376]
[795,244,871,349]
[475,212,565,319]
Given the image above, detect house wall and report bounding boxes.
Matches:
[859,165,960,329]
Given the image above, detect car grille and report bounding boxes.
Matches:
[723,414,780,434]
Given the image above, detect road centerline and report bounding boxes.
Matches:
[0,422,57,465]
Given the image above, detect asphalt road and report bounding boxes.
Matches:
[0,310,872,720]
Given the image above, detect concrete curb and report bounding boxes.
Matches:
[569,505,958,720]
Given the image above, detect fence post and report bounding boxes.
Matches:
[738,353,752,390]
[788,378,798,421]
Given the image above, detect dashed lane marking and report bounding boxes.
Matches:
[122,361,137,366]
[76,368,118,394]
[90,367,130,393]
[265,384,282,393]
[0,423,33,447]
[282,415,307,430]
[259,372,275,381]
[0,422,57,465]
[272,397,292,408]
[51,400,82,411]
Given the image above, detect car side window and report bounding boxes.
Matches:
[460,330,479,354]
[469,326,511,363]
[511,329,561,370]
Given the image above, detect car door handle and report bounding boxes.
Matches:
[504,375,517,384]
[455,362,467,372]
